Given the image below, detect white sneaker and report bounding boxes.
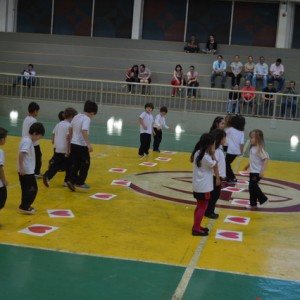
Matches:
[258,199,269,208]
[35,174,43,179]
[75,184,90,189]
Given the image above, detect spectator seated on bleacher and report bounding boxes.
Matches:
[252,56,268,89]
[13,64,36,88]
[281,80,298,119]
[184,34,199,53]
[261,82,277,116]
[227,84,240,114]
[268,58,285,92]
[228,55,243,87]
[138,64,151,95]
[186,65,199,98]
[202,34,217,54]
[211,55,227,88]
[241,79,256,114]
[243,55,255,82]
[125,64,139,93]
[171,64,184,97]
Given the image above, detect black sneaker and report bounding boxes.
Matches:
[192,229,208,236]
[205,212,219,219]
[66,181,76,192]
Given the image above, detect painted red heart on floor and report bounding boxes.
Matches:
[142,162,155,165]
[227,187,242,192]
[228,217,247,223]
[158,158,168,160]
[112,169,124,172]
[50,210,71,216]
[115,181,128,185]
[95,194,112,199]
[219,231,240,239]
[235,200,249,205]
[28,226,53,234]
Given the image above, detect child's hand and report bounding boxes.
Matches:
[87,145,93,152]
[243,165,249,171]
[3,179,8,186]
[259,171,264,178]
[216,178,221,186]
[19,168,25,176]
[143,125,147,130]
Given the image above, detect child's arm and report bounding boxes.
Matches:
[18,152,25,176]
[211,153,221,186]
[239,143,244,155]
[65,128,72,157]
[138,118,147,130]
[51,133,55,144]
[259,158,268,178]
[0,165,8,186]
[243,162,250,171]
[82,130,93,152]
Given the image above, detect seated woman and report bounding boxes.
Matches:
[171,64,184,97]
[227,84,240,114]
[138,64,152,95]
[125,64,139,93]
[202,34,217,54]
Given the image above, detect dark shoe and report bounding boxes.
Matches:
[205,213,219,219]
[192,229,208,236]
[43,175,49,188]
[66,180,76,192]
[227,178,237,184]
[200,227,209,233]
[259,198,269,207]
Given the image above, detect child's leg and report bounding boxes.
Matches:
[153,128,159,151]
[19,174,38,209]
[34,145,42,175]
[205,177,221,217]
[249,173,267,206]
[69,144,81,184]
[144,133,151,155]
[44,153,65,180]
[225,153,237,181]
[193,199,209,232]
[139,133,147,156]
[77,147,90,185]
[0,186,7,209]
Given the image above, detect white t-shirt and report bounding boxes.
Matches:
[249,146,269,173]
[226,127,244,155]
[0,149,4,188]
[53,120,71,153]
[139,112,153,134]
[192,151,216,193]
[153,114,169,130]
[71,113,91,146]
[22,116,38,146]
[215,147,226,177]
[18,136,35,174]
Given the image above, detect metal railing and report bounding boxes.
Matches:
[0,73,299,120]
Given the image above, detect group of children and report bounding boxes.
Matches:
[191,114,269,236]
[0,99,98,215]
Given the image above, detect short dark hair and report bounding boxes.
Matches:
[276,58,282,63]
[29,122,45,136]
[83,100,98,114]
[64,107,77,119]
[145,102,154,109]
[58,111,65,121]
[0,127,8,139]
[160,106,168,113]
[28,102,40,113]
[28,64,34,68]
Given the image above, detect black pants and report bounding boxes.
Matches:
[226,153,237,180]
[249,173,267,206]
[69,144,90,185]
[206,176,221,215]
[228,73,242,86]
[126,77,138,92]
[187,82,199,97]
[0,186,7,209]
[34,144,42,175]
[44,152,71,182]
[19,174,38,209]
[153,128,162,151]
[139,133,151,156]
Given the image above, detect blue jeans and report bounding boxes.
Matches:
[268,75,285,92]
[252,75,267,89]
[227,100,239,114]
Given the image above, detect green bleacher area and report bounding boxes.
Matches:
[0,32,299,90]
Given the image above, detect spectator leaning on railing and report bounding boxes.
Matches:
[241,80,256,114]
[13,64,36,88]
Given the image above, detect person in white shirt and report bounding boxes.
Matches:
[225,115,245,183]
[191,133,220,236]
[138,103,154,158]
[268,58,285,92]
[205,129,226,219]
[138,64,152,95]
[18,122,45,214]
[243,129,269,209]
[252,56,268,89]
[153,106,170,152]
[66,100,98,192]
[13,64,36,87]
[22,102,42,178]
[228,55,243,87]
[0,128,8,211]
[43,107,77,188]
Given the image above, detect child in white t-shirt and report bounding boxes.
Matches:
[243,129,269,209]
[138,103,154,158]
[225,115,245,183]
[0,128,8,211]
[22,102,43,178]
[153,106,170,152]
[43,107,77,188]
[18,122,45,214]
[66,100,98,192]
[205,129,226,219]
[191,133,220,236]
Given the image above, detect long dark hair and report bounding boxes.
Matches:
[190,133,215,167]
[209,116,224,132]
[231,115,245,131]
[210,129,226,149]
